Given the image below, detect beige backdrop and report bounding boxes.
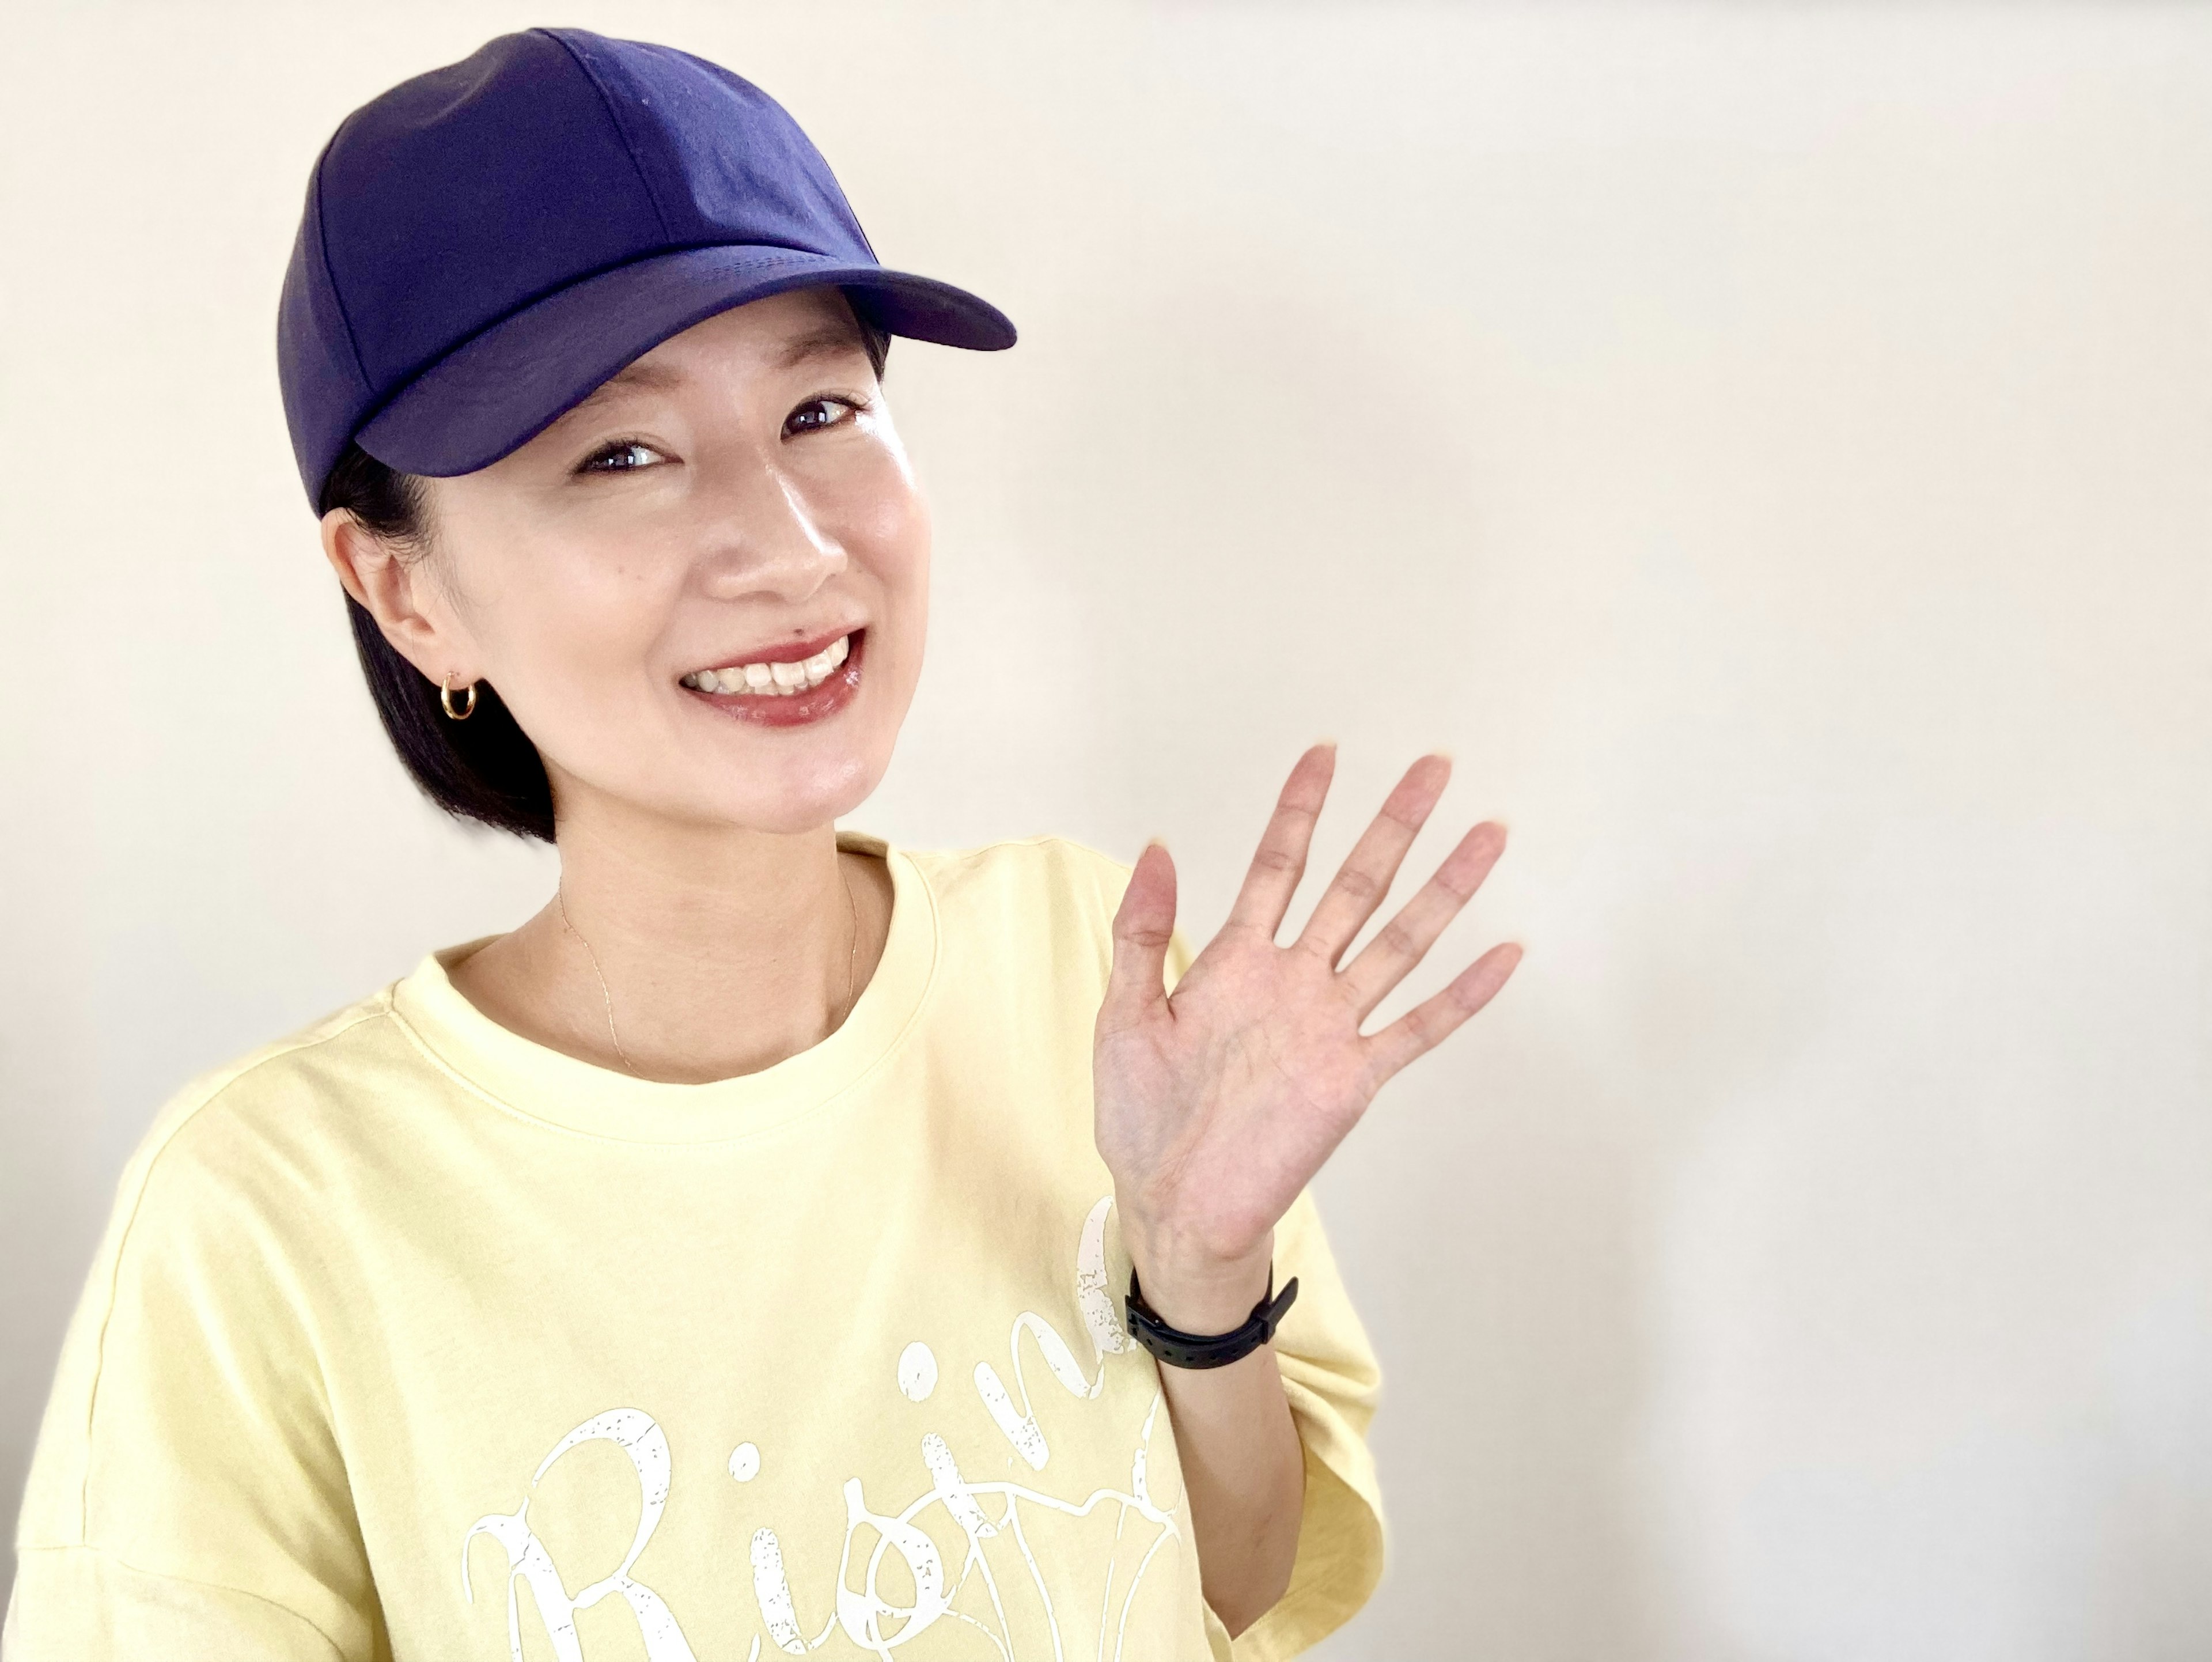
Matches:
[3,3,2209,1657]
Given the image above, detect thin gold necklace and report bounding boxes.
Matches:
[556,855,859,1077]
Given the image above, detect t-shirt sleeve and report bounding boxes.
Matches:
[4,1550,348,1661]
[7,1084,379,1660]
[1160,923,1389,1659]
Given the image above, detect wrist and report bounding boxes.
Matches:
[1122,1231,1275,1335]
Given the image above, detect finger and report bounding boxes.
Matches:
[1297,752,1452,967]
[1361,940,1522,1082]
[1223,742,1336,941]
[1338,820,1508,1019]
[1101,841,1179,1032]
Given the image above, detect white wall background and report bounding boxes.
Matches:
[3,3,2209,1657]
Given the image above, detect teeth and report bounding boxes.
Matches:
[685,633,853,696]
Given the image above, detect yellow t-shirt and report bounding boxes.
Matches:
[8,832,1383,1661]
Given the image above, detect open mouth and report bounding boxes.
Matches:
[681,630,851,696]
[680,627,865,727]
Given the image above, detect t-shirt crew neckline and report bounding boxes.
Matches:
[387,827,938,1146]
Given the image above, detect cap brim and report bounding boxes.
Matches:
[356,244,1016,478]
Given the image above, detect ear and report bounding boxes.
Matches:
[320,509,471,685]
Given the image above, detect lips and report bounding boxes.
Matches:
[683,632,850,696]
[688,625,855,676]
[683,627,866,728]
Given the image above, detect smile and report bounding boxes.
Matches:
[680,629,866,729]
[682,631,850,696]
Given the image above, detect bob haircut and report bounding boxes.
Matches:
[320,293,892,843]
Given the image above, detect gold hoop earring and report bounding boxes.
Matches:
[440,673,479,721]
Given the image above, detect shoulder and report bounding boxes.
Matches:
[903,831,1137,913]
[899,834,1140,986]
[895,832,1199,994]
[103,981,416,1249]
[75,978,418,1349]
[17,983,415,1550]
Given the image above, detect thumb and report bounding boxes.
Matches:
[1103,840,1177,1025]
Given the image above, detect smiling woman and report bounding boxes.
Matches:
[5,24,1518,1662]
[317,301,896,842]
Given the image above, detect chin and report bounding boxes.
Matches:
[707,747,891,836]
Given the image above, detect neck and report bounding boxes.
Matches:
[448,790,890,1086]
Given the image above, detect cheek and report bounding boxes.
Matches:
[838,461,930,582]
[867,488,931,684]
[469,530,680,714]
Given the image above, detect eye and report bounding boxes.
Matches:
[577,439,668,475]
[785,396,862,437]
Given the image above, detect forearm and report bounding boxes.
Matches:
[1155,1339,1306,1634]
[1128,1237,1306,1635]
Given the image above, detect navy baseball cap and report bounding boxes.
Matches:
[278,26,1016,509]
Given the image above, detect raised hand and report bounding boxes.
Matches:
[1094,743,1520,1329]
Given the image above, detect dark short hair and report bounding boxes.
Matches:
[321,292,892,843]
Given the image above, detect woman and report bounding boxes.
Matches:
[7,27,1518,1662]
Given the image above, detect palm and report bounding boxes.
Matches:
[1094,745,1521,1278]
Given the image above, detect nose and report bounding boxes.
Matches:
[691,441,847,605]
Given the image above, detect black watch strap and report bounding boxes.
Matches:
[1125,1267,1300,1370]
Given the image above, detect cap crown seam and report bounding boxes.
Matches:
[536,28,676,245]
[308,137,374,411]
